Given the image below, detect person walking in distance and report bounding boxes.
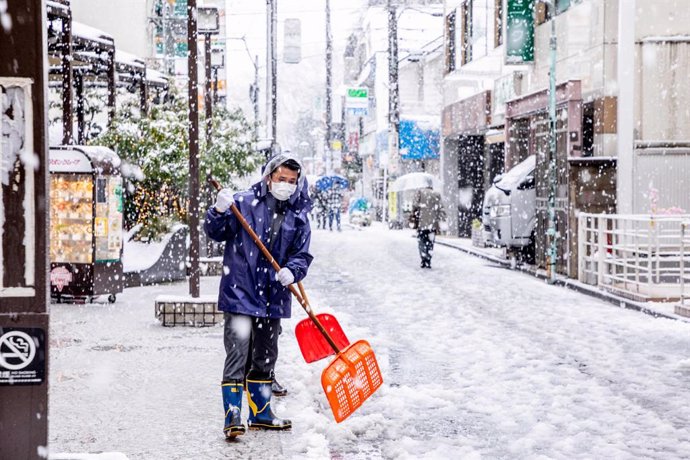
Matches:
[205,153,313,438]
[411,180,445,269]
[327,182,343,231]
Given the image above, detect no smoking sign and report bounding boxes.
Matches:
[0,328,45,386]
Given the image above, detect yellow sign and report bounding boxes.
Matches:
[94,217,108,237]
[331,140,342,151]
[388,191,397,220]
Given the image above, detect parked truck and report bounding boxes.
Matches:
[482,155,537,263]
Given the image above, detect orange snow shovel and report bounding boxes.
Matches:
[209,178,383,422]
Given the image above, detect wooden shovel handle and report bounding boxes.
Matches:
[209,178,340,353]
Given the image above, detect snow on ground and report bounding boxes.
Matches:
[49,222,690,459]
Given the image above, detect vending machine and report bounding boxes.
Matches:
[49,146,124,302]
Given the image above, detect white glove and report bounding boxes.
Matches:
[214,188,235,213]
[276,267,294,286]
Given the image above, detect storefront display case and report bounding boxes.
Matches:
[48,146,124,302]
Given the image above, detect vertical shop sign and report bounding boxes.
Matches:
[505,0,535,64]
[1,79,36,297]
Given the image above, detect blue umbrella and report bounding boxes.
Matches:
[315,174,349,191]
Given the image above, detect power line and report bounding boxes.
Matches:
[226,6,362,16]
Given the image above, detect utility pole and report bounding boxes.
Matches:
[617,0,636,214]
[546,4,558,283]
[385,0,400,224]
[254,55,260,139]
[325,0,333,172]
[187,0,200,298]
[204,32,213,148]
[266,0,278,149]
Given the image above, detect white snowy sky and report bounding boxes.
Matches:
[223,0,367,149]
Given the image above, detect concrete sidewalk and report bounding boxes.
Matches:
[435,235,688,322]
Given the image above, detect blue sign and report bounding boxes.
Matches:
[398,119,440,160]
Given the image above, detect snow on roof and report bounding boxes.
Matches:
[46,1,69,13]
[115,50,145,69]
[642,35,690,43]
[72,21,114,45]
[146,68,168,85]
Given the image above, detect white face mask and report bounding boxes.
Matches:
[270,181,297,201]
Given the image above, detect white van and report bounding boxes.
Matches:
[482,155,536,261]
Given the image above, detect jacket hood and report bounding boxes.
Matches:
[252,153,313,212]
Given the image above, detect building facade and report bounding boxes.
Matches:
[343,2,443,217]
[442,0,690,277]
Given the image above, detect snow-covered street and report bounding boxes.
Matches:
[49,223,690,459]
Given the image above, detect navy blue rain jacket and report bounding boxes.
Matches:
[205,174,313,318]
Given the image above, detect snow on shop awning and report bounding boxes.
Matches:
[115,50,146,71]
[49,146,121,175]
[641,35,690,43]
[146,69,168,88]
[72,22,114,48]
[46,0,70,17]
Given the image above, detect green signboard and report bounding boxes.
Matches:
[505,0,535,64]
[174,0,187,17]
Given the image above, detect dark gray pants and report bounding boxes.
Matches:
[418,230,435,264]
[222,312,280,382]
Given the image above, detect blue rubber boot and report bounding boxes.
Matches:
[222,382,246,438]
[246,379,291,430]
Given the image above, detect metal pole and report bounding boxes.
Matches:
[617,0,636,214]
[254,54,260,139]
[271,0,278,147]
[107,49,116,127]
[61,11,73,144]
[75,73,85,144]
[213,67,218,104]
[265,1,271,138]
[205,32,213,147]
[188,0,201,297]
[326,0,333,172]
[385,0,399,224]
[546,15,558,283]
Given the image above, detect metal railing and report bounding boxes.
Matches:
[680,221,690,307]
[578,213,690,301]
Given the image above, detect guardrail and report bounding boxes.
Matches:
[679,221,690,316]
[578,213,690,301]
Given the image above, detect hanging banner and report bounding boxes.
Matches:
[505,0,535,64]
[284,18,302,64]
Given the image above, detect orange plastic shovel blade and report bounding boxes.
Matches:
[321,340,383,423]
[295,313,351,363]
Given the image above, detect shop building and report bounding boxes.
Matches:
[443,0,690,277]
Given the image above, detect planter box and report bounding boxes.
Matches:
[471,227,485,247]
[155,295,222,327]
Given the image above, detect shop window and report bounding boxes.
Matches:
[494,0,503,48]
[582,102,594,157]
[460,1,472,65]
[445,10,457,73]
[460,0,493,65]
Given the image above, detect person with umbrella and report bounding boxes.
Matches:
[326,176,347,231]
[205,153,313,437]
[410,179,446,268]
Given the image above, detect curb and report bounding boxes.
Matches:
[435,239,687,323]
